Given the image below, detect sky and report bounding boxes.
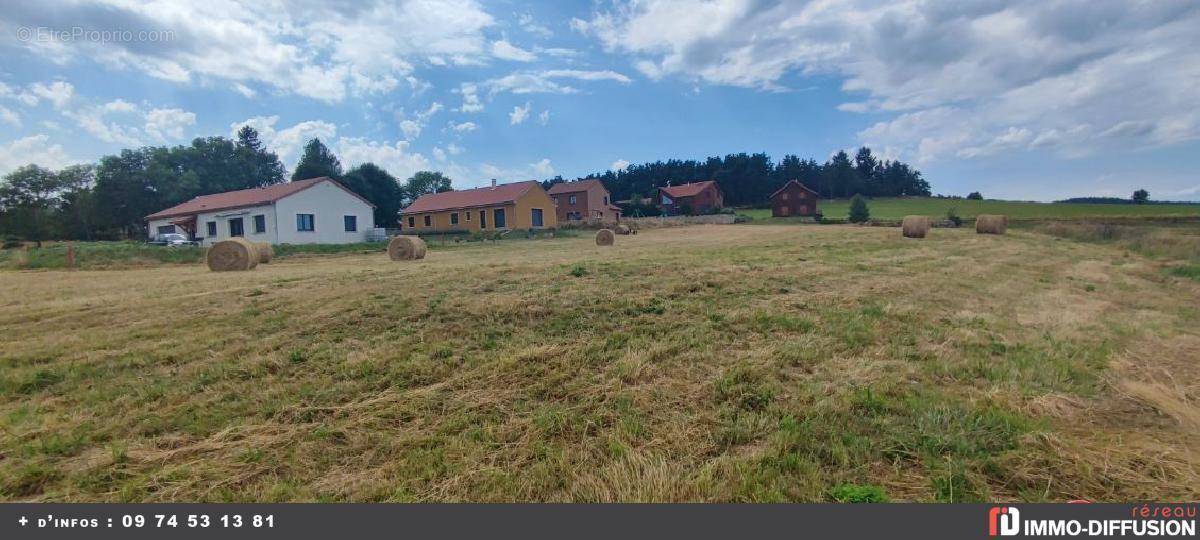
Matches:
[1,0,1198,201]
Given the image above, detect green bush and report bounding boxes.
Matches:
[829,483,889,503]
[848,194,870,223]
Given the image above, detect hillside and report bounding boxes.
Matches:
[738,197,1200,221]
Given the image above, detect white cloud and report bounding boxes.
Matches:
[144,107,197,141]
[66,99,196,146]
[518,13,553,39]
[530,158,554,177]
[492,40,537,62]
[456,82,484,112]
[0,105,19,127]
[28,81,74,109]
[0,134,79,175]
[233,83,257,98]
[2,0,496,103]
[336,137,431,182]
[432,146,447,161]
[509,101,532,125]
[448,121,478,132]
[611,159,630,171]
[583,1,1200,161]
[446,143,464,155]
[538,109,550,126]
[394,101,443,140]
[399,120,423,140]
[478,158,554,183]
[482,69,632,95]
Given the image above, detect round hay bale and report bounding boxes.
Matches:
[595,229,615,246]
[975,214,1009,235]
[206,238,259,272]
[387,235,427,261]
[616,224,631,235]
[901,215,931,238]
[254,241,273,264]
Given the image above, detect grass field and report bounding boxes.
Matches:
[2,224,1198,502]
[738,197,1200,221]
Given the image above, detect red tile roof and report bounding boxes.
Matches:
[547,178,605,195]
[769,180,820,199]
[660,180,719,198]
[402,181,541,214]
[144,177,371,220]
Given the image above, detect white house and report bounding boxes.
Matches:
[145,177,376,246]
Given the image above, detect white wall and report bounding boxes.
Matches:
[273,180,374,244]
[194,204,277,246]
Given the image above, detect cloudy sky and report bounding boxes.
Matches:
[1,0,1198,200]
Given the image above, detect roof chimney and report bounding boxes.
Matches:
[490,178,497,188]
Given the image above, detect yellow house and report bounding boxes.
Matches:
[400,180,558,232]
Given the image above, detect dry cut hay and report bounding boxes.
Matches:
[976,214,1009,235]
[901,215,931,238]
[254,242,273,264]
[206,238,259,271]
[387,235,427,261]
[595,229,615,246]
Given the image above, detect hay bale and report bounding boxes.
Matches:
[976,214,1009,235]
[901,215,931,238]
[387,235,427,261]
[615,224,631,235]
[595,229,615,246]
[254,242,273,264]
[206,238,259,272]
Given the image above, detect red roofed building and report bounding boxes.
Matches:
[658,181,724,215]
[400,180,557,232]
[144,177,376,245]
[547,178,621,223]
[769,180,820,217]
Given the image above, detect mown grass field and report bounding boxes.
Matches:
[738,197,1200,221]
[2,224,1198,502]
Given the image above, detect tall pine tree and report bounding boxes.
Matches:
[292,138,342,181]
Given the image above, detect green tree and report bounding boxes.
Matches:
[292,138,342,181]
[967,191,983,200]
[0,165,66,246]
[1132,189,1149,204]
[403,171,453,205]
[823,151,857,199]
[57,164,98,240]
[236,126,286,187]
[847,193,870,223]
[342,163,405,227]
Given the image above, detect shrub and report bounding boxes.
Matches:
[2,236,20,249]
[829,483,889,503]
[847,194,870,223]
[946,207,963,227]
[967,191,983,200]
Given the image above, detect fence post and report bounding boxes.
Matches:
[66,241,76,270]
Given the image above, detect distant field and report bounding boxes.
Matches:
[2,224,1197,502]
[738,197,1200,221]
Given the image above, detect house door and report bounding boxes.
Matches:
[228,217,244,237]
[493,208,507,229]
[479,210,487,229]
[779,206,790,216]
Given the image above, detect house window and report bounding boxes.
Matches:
[531,208,543,227]
[344,215,357,232]
[206,221,217,237]
[407,216,415,228]
[493,208,507,229]
[253,214,266,233]
[569,195,577,205]
[661,195,672,205]
[157,225,175,235]
[229,217,244,237]
[781,193,789,201]
[465,211,471,221]
[450,212,459,225]
[603,195,609,205]
[296,213,315,232]
[423,215,431,227]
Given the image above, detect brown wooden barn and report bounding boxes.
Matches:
[769,180,820,217]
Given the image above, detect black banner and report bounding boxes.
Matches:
[0,503,1195,539]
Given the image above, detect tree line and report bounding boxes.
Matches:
[545,147,930,208]
[0,131,451,244]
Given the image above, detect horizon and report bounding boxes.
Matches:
[2,1,1199,202]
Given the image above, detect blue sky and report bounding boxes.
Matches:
[1,0,1198,200]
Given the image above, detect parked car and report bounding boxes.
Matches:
[150,233,198,246]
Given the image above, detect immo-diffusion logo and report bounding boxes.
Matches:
[988,506,1020,536]
[987,505,1197,537]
